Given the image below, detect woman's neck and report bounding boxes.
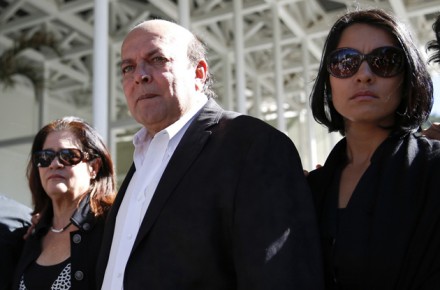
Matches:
[344,124,391,165]
[51,199,78,229]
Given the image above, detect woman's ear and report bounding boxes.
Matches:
[89,158,102,179]
[195,59,208,92]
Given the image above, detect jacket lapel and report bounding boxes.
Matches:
[131,99,223,251]
[107,163,136,230]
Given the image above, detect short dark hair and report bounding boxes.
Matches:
[27,116,116,218]
[427,14,440,64]
[310,9,433,135]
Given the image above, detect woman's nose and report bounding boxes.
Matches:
[355,61,374,83]
[48,156,64,169]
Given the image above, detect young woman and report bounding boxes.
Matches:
[308,9,440,289]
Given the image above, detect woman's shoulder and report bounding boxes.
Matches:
[407,133,440,160]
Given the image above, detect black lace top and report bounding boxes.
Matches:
[19,258,71,290]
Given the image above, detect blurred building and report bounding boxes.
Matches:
[0,0,438,205]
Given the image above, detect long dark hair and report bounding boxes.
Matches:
[310,9,433,135]
[27,116,116,217]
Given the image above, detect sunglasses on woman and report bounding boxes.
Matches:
[326,46,405,78]
[33,148,93,168]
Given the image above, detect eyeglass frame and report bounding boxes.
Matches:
[326,46,405,79]
[32,148,96,168]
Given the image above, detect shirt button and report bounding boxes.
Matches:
[127,234,133,240]
[74,270,84,280]
[117,273,123,278]
[72,234,82,243]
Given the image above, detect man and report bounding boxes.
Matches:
[0,195,31,290]
[97,19,323,289]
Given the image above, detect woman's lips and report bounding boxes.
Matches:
[48,174,65,180]
[350,91,378,100]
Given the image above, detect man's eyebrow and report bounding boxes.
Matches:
[120,48,162,66]
[120,59,131,67]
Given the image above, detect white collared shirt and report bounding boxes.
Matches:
[102,95,208,290]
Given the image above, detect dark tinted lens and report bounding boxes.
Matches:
[33,150,56,167]
[33,149,84,167]
[327,48,362,78]
[58,149,83,166]
[366,47,404,77]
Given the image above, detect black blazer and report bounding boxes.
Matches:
[308,133,440,290]
[97,99,323,289]
[13,196,106,290]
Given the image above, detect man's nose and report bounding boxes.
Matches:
[134,65,152,84]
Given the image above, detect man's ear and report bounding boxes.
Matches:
[195,59,208,92]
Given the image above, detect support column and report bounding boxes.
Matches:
[233,0,246,113]
[272,3,285,132]
[253,75,262,120]
[38,62,49,129]
[303,40,317,170]
[93,0,109,144]
[178,0,190,28]
[223,53,233,110]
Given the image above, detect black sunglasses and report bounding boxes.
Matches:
[326,46,405,78]
[33,148,93,168]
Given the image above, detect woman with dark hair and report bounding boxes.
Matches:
[12,117,116,290]
[307,9,440,289]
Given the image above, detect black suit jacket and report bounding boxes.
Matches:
[97,99,323,289]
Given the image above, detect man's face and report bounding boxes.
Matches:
[120,22,198,135]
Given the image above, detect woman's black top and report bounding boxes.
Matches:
[19,258,71,289]
[308,133,440,290]
[12,196,107,290]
